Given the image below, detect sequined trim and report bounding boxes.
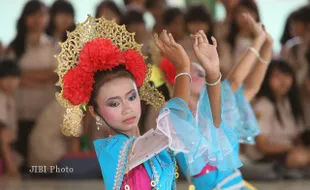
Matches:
[113,137,135,190]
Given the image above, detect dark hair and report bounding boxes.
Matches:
[46,0,75,42]
[9,0,45,59]
[227,0,260,50]
[95,0,122,18]
[301,130,310,147]
[185,4,214,41]
[257,60,304,125]
[290,5,310,24]
[0,59,20,78]
[163,7,183,26]
[120,10,144,26]
[124,0,130,6]
[280,14,293,46]
[145,0,157,9]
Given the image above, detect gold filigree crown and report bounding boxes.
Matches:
[55,15,164,137]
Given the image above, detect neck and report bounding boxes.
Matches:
[54,30,64,42]
[189,94,200,113]
[275,95,285,103]
[27,32,41,45]
[109,127,140,137]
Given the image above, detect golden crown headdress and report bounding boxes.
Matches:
[55,15,165,137]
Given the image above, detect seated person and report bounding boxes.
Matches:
[0,59,21,178]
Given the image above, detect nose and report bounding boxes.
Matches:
[122,100,132,115]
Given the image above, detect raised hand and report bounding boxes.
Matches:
[243,13,265,39]
[153,30,190,73]
[191,30,220,81]
[263,26,273,47]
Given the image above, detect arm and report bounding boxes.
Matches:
[154,30,191,104]
[243,31,273,101]
[191,31,222,127]
[20,69,58,87]
[227,13,266,92]
[256,135,292,155]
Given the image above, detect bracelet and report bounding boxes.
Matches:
[174,72,192,83]
[249,47,270,65]
[205,72,222,86]
[248,47,260,58]
[258,57,270,65]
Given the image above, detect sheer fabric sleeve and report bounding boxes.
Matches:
[156,83,242,174]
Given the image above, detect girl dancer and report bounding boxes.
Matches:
[159,13,273,189]
[55,16,241,189]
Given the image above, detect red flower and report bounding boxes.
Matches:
[123,49,147,87]
[62,38,148,106]
[160,57,176,85]
[78,38,124,72]
[63,66,94,105]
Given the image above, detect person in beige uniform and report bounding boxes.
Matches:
[0,60,21,178]
[218,0,261,78]
[6,0,58,172]
[246,60,310,171]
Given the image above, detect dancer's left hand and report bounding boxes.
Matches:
[191,30,220,82]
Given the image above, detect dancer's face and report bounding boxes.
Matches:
[190,62,206,97]
[95,77,141,135]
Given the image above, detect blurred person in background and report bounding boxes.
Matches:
[120,9,150,56]
[163,7,186,43]
[0,60,21,178]
[46,0,75,43]
[123,0,146,12]
[28,98,101,179]
[95,0,122,24]
[246,60,310,178]
[216,0,240,38]
[219,0,261,78]
[145,0,166,34]
[6,0,58,173]
[183,4,214,53]
[283,6,310,86]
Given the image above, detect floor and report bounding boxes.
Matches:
[0,178,309,190]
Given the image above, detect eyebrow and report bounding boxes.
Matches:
[107,89,135,101]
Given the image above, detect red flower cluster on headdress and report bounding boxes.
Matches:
[160,57,177,85]
[62,38,147,106]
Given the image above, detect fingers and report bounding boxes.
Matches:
[192,35,199,55]
[211,36,217,48]
[160,30,170,45]
[153,33,165,52]
[199,30,209,44]
[168,33,178,47]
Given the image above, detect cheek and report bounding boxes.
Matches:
[191,77,205,92]
[100,106,122,124]
[132,98,142,117]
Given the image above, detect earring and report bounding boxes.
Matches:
[96,116,102,130]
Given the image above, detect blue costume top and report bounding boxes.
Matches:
[176,80,260,190]
[93,81,243,190]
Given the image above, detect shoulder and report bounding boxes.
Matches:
[93,135,134,157]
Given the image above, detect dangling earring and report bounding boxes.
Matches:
[96,116,102,130]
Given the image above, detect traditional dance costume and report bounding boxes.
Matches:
[55,16,242,190]
[160,58,260,190]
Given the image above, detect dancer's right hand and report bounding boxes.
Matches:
[153,30,190,73]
